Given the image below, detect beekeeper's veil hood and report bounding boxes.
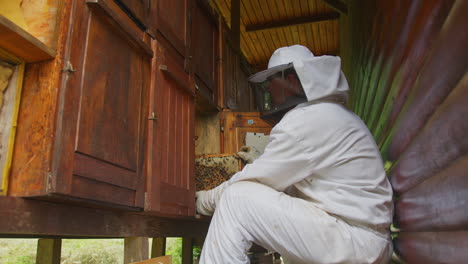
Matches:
[249,45,349,124]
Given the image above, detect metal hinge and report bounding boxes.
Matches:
[62,61,76,73]
[148,112,158,121]
[46,172,53,192]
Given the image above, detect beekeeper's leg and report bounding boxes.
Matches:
[199,181,392,264]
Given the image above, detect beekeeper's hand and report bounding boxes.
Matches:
[237,146,261,164]
[195,182,228,216]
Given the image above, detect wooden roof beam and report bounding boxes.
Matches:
[245,12,339,32]
[321,0,348,14]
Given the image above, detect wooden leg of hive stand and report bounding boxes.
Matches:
[182,237,193,264]
[124,237,149,264]
[36,238,62,264]
[151,237,166,258]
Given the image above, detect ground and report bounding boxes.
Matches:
[0,237,187,264]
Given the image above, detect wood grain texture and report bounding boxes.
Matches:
[10,0,149,209]
[395,155,468,232]
[124,237,149,264]
[222,111,272,153]
[341,1,467,262]
[182,237,193,264]
[51,0,149,207]
[153,0,190,60]
[150,237,166,258]
[0,14,55,62]
[21,0,63,49]
[213,0,338,68]
[195,111,221,155]
[394,232,468,264]
[9,0,73,196]
[132,256,172,264]
[389,73,468,194]
[385,0,468,161]
[36,238,61,264]
[116,0,149,28]
[191,0,219,106]
[219,25,256,111]
[0,51,24,196]
[0,196,209,237]
[146,40,195,217]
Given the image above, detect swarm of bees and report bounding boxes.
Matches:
[195,155,241,191]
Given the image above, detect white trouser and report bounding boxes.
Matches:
[199,181,392,264]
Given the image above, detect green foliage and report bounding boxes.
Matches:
[61,239,123,264]
[0,239,37,264]
[0,238,124,264]
[0,238,192,264]
[193,245,201,263]
[165,237,182,264]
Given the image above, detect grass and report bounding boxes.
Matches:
[0,237,188,264]
[0,239,37,264]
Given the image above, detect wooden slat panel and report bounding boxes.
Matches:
[75,7,144,170]
[147,41,195,217]
[73,153,137,190]
[71,175,136,207]
[187,92,196,216]
[372,0,453,143]
[389,73,468,194]
[341,1,467,261]
[364,0,419,128]
[384,0,468,161]
[191,1,219,101]
[160,182,189,207]
[359,1,398,122]
[395,155,468,232]
[154,0,188,59]
[60,0,150,207]
[221,25,238,109]
[236,64,255,111]
[394,232,468,264]
[214,0,339,68]
[116,0,148,27]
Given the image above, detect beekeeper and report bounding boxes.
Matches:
[196,45,394,264]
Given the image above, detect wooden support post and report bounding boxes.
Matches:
[36,238,61,264]
[231,0,240,54]
[182,237,193,264]
[124,237,149,264]
[151,237,166,258]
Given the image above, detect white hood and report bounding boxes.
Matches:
[293,55,349,103]
[249,45,350,103]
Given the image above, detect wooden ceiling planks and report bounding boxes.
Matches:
[243,0,270,64]
[213,0,341,70]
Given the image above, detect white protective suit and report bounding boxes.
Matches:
[197,45,394,264]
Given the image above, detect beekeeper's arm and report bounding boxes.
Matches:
[196,122,326,215]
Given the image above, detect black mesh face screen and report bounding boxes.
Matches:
[252,66,307,125]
